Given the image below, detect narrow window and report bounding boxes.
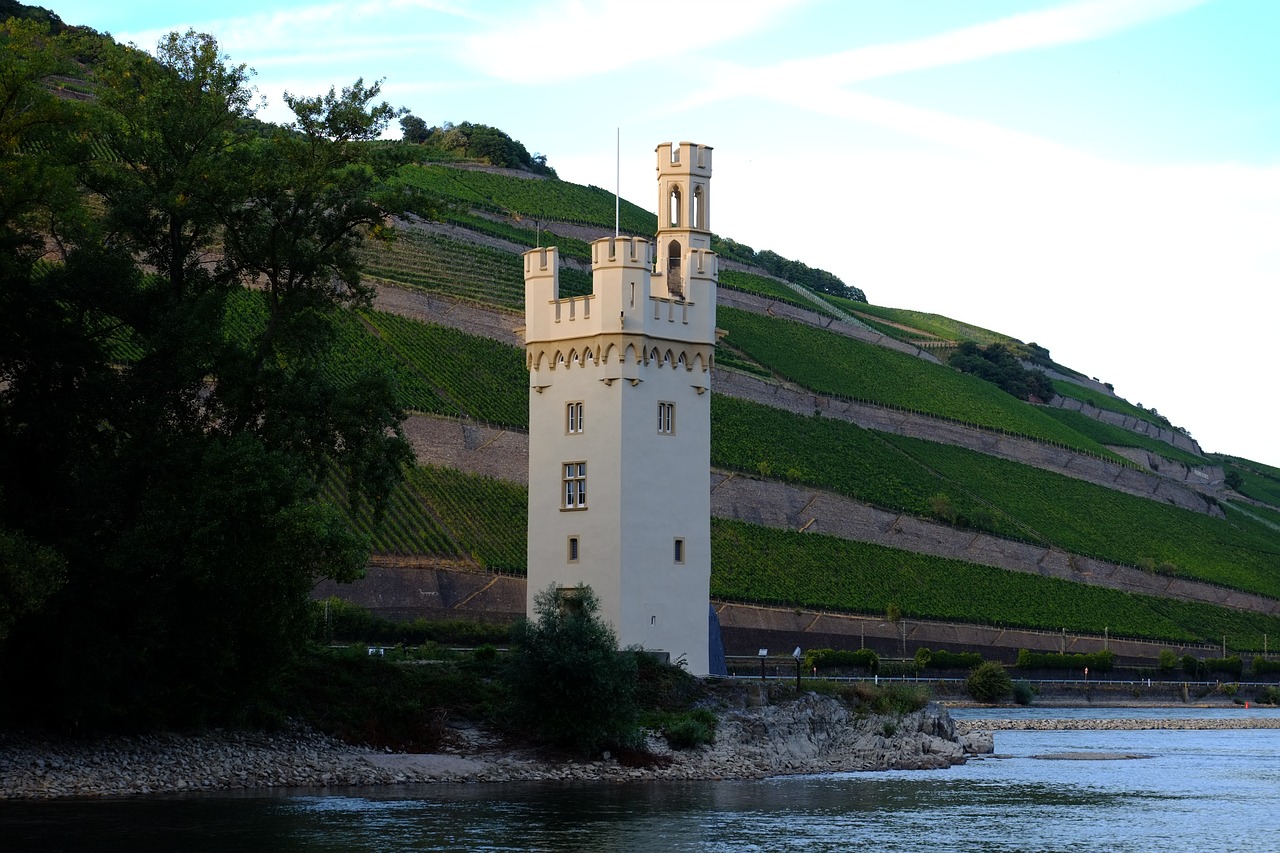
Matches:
[562,462,587,509]
[567,536,580,563]
[658,402,675,435]
[693,186,704,230]
[566,401,583,434]
[673,538,685,564]
[669,186,681,227]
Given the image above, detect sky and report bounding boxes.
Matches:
[50,0,1280,467]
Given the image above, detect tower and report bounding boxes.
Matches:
[521,142,717,675]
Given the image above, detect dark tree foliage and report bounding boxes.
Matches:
[504,585,640,754]
[0,28,412,730]
[399,116,556,177]
[948,341,1055,402]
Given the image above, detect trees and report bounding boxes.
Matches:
[0,29,411,729]
[505,585,640,754]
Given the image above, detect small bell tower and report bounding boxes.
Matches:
[654,142,713,301]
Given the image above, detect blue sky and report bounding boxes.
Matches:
[51,0,1280,466]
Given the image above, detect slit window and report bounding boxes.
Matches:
[673,538,685,564]
[567,536,580,563]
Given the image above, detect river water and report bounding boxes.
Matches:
[4,707,1280,852]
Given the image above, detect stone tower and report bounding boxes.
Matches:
[521,142,717,675]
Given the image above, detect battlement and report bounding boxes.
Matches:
[591,236,651,269]
[656,141,712,178]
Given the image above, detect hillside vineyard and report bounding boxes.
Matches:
[326,137,1280,665]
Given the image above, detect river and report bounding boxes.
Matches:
[3,707,1279,852]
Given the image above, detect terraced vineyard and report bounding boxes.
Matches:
[357,228,593,310]
[397,164,658,234]
[710,396,1028,538]
[826,297,1016,345]
[362,310,528,427]
[1040,407,1206,466]
[441,210,595,262]
[882,432,1280,598]
[718,307,1127,461]
[223,289,454,416]
[1050,378,1172,426]
[1219,456,1280,507]
[719,269,838,318]
[713,394,1280,600]
[711,519,1280,648]
[327,464,526,570]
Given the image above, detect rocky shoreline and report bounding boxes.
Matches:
[0,696,985,800]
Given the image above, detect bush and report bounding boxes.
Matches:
[663,709,718,750]
[1012,680,1035,706]
[1157,649,1179,672]
[503,584,639,754]
[916,647,984,670]
[839,682,929,717]
[804,647,880,673]
[967,662,1013,704]
[315,597,511,646]
[1182,655,1243,678]
[1015,649,1115,672]
[1253,657,1280,677]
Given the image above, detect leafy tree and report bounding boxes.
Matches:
[0,29,411,729]
[399,113,430,144]
[504,584,640,753]
[966,661,1013,703]
[949,341,1055,402]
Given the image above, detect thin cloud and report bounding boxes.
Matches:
[454,0,812,85]
[674,0,1210,160]
[772,0,1211,85]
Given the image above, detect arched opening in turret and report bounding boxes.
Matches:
[667,239,683,300]
[692,186,704,230]
[668,186,681,228]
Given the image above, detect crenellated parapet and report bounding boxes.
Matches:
[524,235,715,393]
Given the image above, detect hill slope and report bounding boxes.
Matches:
[307,156,1280,661]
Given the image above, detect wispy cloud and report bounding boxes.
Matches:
[454,0,811,85]
[675,0,1210,160]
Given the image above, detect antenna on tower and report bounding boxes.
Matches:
[614,127,620,238]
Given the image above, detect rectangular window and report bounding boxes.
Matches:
[673,537,685,564]
[566,401,583,434]
[562,462,587,509]
[658,401,675,435]
[567,536,580,563]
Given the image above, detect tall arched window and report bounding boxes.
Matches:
[667,239,683,299]
[692,186,704,230]
[669,186,681,227]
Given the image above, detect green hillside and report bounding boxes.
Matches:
[210,156,1279,651]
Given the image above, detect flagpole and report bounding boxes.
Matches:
[615,127,620,238]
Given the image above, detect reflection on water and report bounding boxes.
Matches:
[4,715,1280,852]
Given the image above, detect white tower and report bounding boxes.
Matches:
[522,142,717,675]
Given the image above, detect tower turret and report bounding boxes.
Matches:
[654,142,713,300]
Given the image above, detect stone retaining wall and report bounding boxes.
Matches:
[709,472,1278,617]
[1049,394,1205,456]
[388,413,1278,621]
[715,370,1223,516]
